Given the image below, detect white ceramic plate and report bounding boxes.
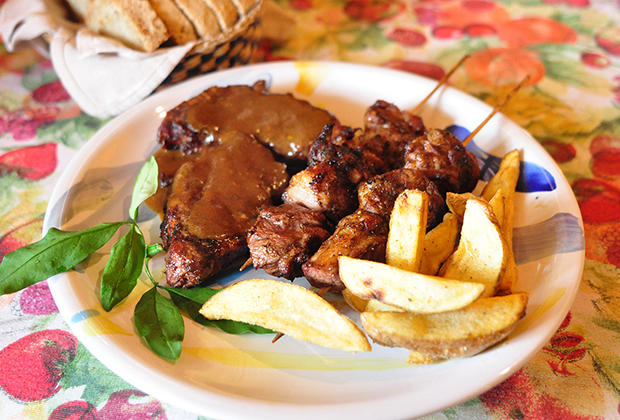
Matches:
[44,61,584,420]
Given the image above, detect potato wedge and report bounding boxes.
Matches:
[419,213,459,276]
[488,189,505,227]
[406,350,440,364]
[386,189,428,272]
[342,288,368,312]
[338,256,484,314]
[439,197,508,297]
[482,150,520,293]
[481,149,519,250]
[361,293,528,360]
[445,192,476,223]
[199,279,371,352]
[365,298,404,312]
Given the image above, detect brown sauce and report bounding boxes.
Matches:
[150,131,288,239]
[185,85,335,161]
[145,148,203,219]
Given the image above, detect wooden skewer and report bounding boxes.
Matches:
[410,54,470,115]
[272,285,331,343]
[239,257,253,271]
[462,75,531,147]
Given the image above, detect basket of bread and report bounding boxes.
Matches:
[0,0,278,118]
[64,0,262,87]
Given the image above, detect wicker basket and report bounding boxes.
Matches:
[157,0,263,90]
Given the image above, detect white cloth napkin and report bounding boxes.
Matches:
[0,0,195,119]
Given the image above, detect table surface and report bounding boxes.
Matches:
[1,0,620,419]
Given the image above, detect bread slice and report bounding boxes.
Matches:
[229,0,257,16]
[148,0,197,45]
[173,0,222,39]
[87,0,169,52]
[65,0,91,21]
[200,0,239,32]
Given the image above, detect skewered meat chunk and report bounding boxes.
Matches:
[302,169,445,292]
[307,123,388,184]
[404,128,480,195]
[357,168,446,229]
[302,209,389,292]
[161,131,289,288]
[247,203,333,280]
[157,80,336,161]
[361,100,426,170]
[281,123,389,222]
[282,161,358,222]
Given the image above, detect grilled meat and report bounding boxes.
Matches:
[302,169,445,291]
[361,100,426,169]
[357,168,446,228]
[157,80,336,162]
[246,203,333,280]
[161,131,289,288]
[302,209,389,292]
[404,128,481,195]
[282,161,358,222]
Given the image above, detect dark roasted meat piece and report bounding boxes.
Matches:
[157,80,336,162]
[361,100,426,170]
[247,203,333,280]
[307,123,388,184]
[302,209,389,292]
[302,169,446,291]
[357,168,446,230]
[404,128,481,195]
[282,161,358,222]
[161,132,289,288]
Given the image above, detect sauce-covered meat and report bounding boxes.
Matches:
[157,81,336,162]
[160,131,289,288]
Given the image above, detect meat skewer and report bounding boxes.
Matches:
[409,54,470,115]
[299,79,530,292]
[247,101,428,280]
[462,75,531,146]
[247,57,471,284]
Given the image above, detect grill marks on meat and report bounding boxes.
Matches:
[404,128,481,195]
[361,100,426,170]
[248,101,436,287]
[157,80,336,162]
[357,169,446,229]
[161,131,289,288]
[247,204,333,280]
[302,169,445,292]
[302,209,389,292]
[280,100,426,220]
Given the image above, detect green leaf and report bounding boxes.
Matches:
[164,286,274,335]
[146,243,164,259]
[129,157,159,220]
[134,287,184,361]
[100,226,146,311]
[0,222,126,295]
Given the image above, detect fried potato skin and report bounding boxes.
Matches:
[386,189,428,272]
[361,293,528,360]
[339,256,484,314]
[439,197,508,297]
[199,279,371,352]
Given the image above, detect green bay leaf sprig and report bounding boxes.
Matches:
[0,156,268,361]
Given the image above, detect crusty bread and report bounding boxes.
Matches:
[201,0,239,32]
[65,0,91,21]
[70,0,255,51]
[173,0,222,39]
[229,0,256,16]
[87,0,169,52]
[148,0,197,45]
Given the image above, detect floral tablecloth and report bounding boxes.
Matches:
[1,0,620,419]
